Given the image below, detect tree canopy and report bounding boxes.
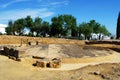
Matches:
[5,20,13,35]
[5,15,110,39]
[50,14,77,37]
[79,20,110,40]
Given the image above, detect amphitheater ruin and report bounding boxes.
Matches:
[0,36,120,80]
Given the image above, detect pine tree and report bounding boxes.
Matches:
[116,12,120,39]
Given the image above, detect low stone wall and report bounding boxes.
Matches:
[86,40,120,45]
[4,47,10,56]
[50,58,61,68]
[3,46,25,61]
[27,41,40,46]
[35,58,61,68]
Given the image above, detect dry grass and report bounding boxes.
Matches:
[0,35,85,45]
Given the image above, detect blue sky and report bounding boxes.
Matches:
[0,0,120,35]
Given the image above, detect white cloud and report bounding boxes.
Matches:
[50,1,69,5]
[0,0,30,8]
[0,0,69,24]
[40,0,69,7]
[0,8,54,23]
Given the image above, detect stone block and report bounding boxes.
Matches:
[36,60,46,68]
[4,47,10,56]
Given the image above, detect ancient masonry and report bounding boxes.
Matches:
[33,56,61,68]
[3,41,40,61]
[2,41,61,68]
[3,46,24,61]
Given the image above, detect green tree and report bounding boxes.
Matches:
[13,21,18,35]
[25,16,34,35]
[99,25,111,36]
[5,20,13,35]
[63,15,77,36]
[50,14,77,37]
[79,20,111,40]
[116,12,120,39]
[34,17,42,36]
[51,17,63,36]
[15,18,26,35]
[93,23,101,34]
[40,21,50,37]
[88,20,103,34]
[79,22,92,40]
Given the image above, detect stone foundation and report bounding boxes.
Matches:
[3,46,25,61]
[35,58,61,68]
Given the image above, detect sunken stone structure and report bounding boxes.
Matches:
[3,46,25,61]
[35,58,61,68]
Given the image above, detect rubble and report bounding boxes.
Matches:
[93,71,101,75]
[3,46,25,61]
[35,58,61,68]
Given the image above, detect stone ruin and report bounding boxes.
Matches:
[33,56,61,68]
[2,40,40,61]
[2,46,62,68]
[3,46,25,61]
[1,40,62,68]
[27,41,39,46]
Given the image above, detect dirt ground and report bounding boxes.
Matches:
[0,53,120,80]
[13,44,112,58]
[0,35,120,80]
[0,35,85,45]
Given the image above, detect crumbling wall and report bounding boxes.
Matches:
[35,58,61,68]
[3,46,25,61]
[86,40,120,45]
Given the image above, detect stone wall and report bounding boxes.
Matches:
[3,46,25,61]
[86,40,120,45]
[35,58,61,68]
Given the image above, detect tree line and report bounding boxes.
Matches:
[6,14,110,39]
[79,20,111,39]
[6,16,50,37]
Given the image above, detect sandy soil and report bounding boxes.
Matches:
[0,51,120,80]
[0,35,85,45]
[7,44,112,59]
[0,35,120,80]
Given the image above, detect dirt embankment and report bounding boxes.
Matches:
[69,63,120,80]
[0,35,85,45]
[0,54,120,80]
[1,35,120,80]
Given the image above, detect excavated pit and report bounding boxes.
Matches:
[0,44,112,59]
